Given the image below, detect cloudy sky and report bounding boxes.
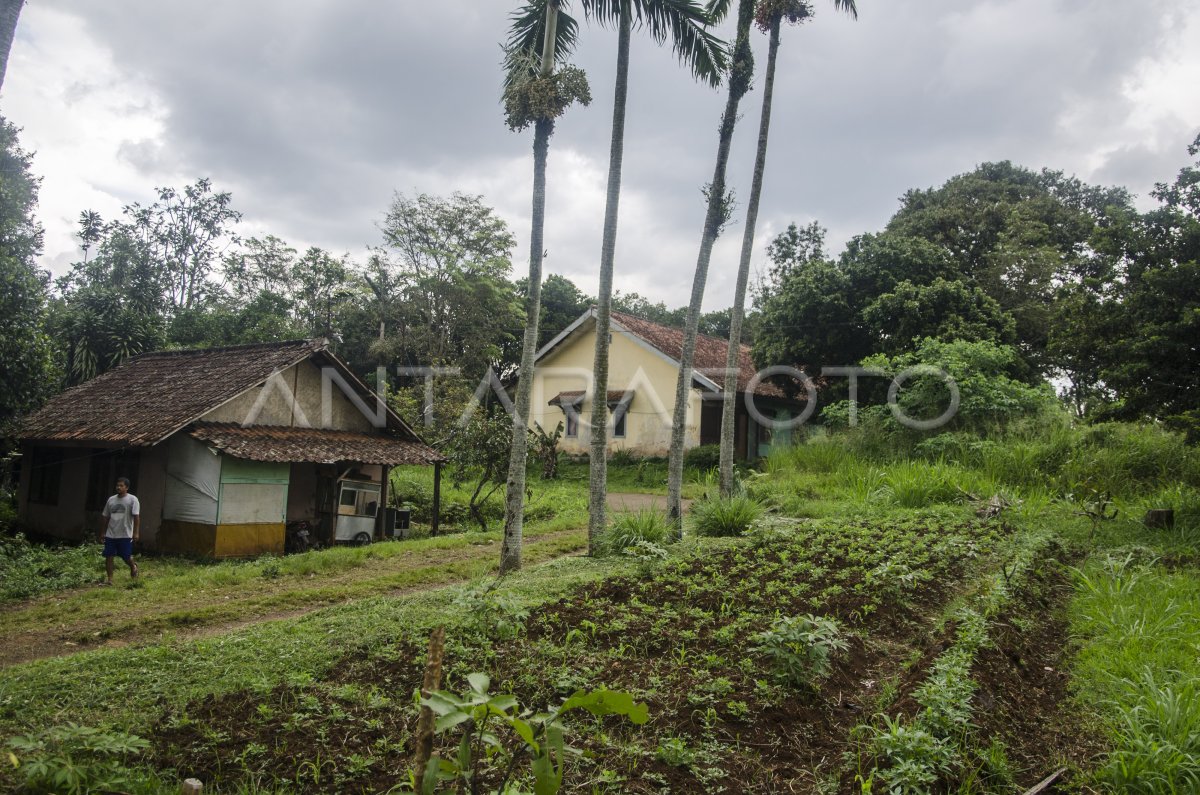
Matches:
[6,0,1199,308]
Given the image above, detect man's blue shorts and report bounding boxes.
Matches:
[102,538,133,561]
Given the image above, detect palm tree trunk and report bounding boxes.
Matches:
[587,13,631,554]
[0,0,23,94]
[500,115,553,574]
[720,15,781,497]
[666,0,756,535]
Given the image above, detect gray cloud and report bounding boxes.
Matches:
[27,0,1200,308]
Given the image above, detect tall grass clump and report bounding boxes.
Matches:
[1059,423,1199,497]
[769,439,854,474]
[1,534,99,601]
[691,495,763,537]
[594,509,671,557]
[879,461,997,509]
[1101,673,1200,793]
[1071,555,1200,792]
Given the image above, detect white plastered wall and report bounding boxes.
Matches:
[202,360,381,432]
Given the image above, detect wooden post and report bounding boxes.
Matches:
[378,464,390,540]
[412,626,446,786]
[431,461,442,537]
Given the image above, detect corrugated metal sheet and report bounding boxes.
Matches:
[190,422,446,466]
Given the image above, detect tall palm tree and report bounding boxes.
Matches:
[500,1,591,574]
[585,0,726,554]
[718,0,857,497]
[0,0,24,93]
[665,0,757,533]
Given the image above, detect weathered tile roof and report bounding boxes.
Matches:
[21,340,327,445]
[190,422,446,466]
[608,311,788,398]
[18,341,438,464]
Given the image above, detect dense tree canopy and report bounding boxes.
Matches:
[754,161,1141,392]
[0,117,57,436]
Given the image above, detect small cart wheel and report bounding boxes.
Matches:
[353,532,372,546]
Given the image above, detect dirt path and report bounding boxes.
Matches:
[607,491,691,513]
[3,494,681,669]
[0,527,585,669]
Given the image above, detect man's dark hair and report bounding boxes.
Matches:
[116,476,131,488]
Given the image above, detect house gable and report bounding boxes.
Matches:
[201,358,379,433]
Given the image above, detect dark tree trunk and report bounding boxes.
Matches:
[587,13,631,553]
[720,15,782,497]
[501,115,553,574]
[0,0,23,94]
[666,0,756,534]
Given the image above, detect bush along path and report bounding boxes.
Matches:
[141,510,1036,793]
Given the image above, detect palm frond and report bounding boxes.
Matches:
[640,0,729,86]
[704,0,736,23]
[581,0,728,87]
[832,0,857,20]
[503,1,581,88]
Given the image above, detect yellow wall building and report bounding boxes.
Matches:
[530,309,797,460]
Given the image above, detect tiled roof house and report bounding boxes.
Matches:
[530,309,800,460]
[18,339,444,557]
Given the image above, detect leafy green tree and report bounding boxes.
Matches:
[752,252,869,378]
[515,272,590,350]
[0,116,57,437]
[611,289,685,325]
[501,0,592,573]
[861,278,1016,355]
[53,217,167,384]
[291,247,361,340]
[376,192,522,377]
[880,162,1133,374]
[446,409,513,532]
[1093,134,1200,432]
[121,178,242,311]
[719,0,857,496]
[755,164,1135,396]
[666,0,758,531]
[222,235,298,304]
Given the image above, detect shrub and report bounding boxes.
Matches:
[753,613,848,687]
[0,534,99,601]
[684,444,721,470]
[869,715,957,793]
[594,509,671,558]
[6,723,155,794]
[691,495,762,537]
[452,583,529,641]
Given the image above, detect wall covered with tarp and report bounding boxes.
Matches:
[163,433,220,525]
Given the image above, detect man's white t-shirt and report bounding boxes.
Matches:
[102,494,140,539]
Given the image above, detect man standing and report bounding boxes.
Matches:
[99,476,140,584]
